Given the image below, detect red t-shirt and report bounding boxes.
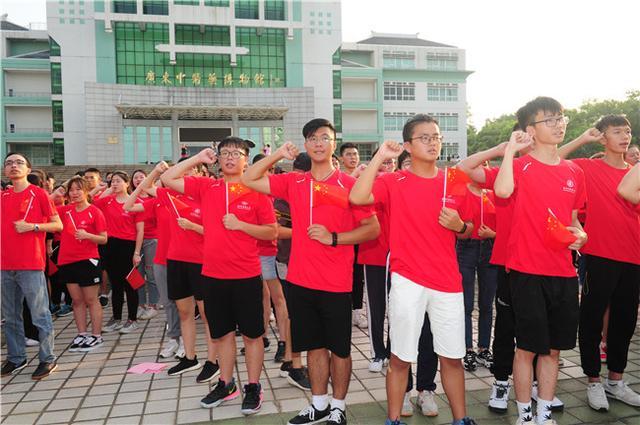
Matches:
[506,155,586,277]
[358,176,390,267]
[463,187,497,240]
[93,195,143,241]
[52,203,65,243]
[156,187,203,265]
[372,169,471,293]
[57,204,107,265]
[1,184,57,270]
[137,194,158,239]
[571,159,640,265]
[141,195,172,266]
[482,167,514,266]
[183,177,276,279]
[269,171,375,292]
[257,196,278,257]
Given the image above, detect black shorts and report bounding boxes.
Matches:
[58,259,102,287]
[167,259,204,301]
[287,283,352,358]
[509,270,579,354]
[200,275,264,339]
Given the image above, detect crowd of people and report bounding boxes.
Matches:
[1,97,640,425]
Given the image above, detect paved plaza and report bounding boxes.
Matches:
[2,307,640,425]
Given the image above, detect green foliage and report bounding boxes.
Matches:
[469,91,640,158]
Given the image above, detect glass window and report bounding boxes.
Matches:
[113,0,136,13]
[429,113,459,131]
[136,127,148,163]
[427,83,458,101]
[332,47,341,65]
[175,0,199,5]
[382,50,415,69]
[383,82,415,101]
[235,0,258,19]
[333,70,341,99]
[426,52,458,71]
[205,0,229,5]
[439,142,459,161]
[384,112,415,131]
[162,127,172,160]
[51,63,62,95]
[150,127,161,161]
[52,101,64,132]
[143,0,169,15]
[49,37,61,56]
[333,104,342,133]
[53,138,65,165]
[175,24,230,46]
[123,127,135,164]
[264,0,285,20]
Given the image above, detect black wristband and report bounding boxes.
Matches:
[456,222,468,234]
[331,232,338,247]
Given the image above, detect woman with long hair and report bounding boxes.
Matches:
[57,177,108,351]
[94,171,144,333]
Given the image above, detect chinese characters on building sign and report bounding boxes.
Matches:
[145,70,278,87]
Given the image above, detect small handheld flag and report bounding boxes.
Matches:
[126,265,145,289]
[544,208,577,250]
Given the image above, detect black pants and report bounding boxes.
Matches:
[579,255,640,377]
[49,242,70,306]
[406,312,438,392]
[352,260,365,310]
[491,266,515,381]
[364,264,390,359]
[104,237,138,321]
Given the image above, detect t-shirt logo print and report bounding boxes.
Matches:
[562,178,576,194]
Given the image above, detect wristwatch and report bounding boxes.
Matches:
[33,224,40,232]
[331,232,338,247]
[456,222,468,234]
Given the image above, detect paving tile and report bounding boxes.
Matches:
[115,391,147,404]
[12,400,50,415]
[141,412,176,424]
[105,415,141,424]
[35,408,75,424]
[81,394,116,408]
[176,408,210,424]
[2,413,40,425]
[46,397,83,411]
[108,403,144,417]
[144,399,177,414]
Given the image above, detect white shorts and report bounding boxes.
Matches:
[389,272,465,362]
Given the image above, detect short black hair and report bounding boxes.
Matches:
[218,136,251,156]
[516,96,563,131]
[339,143,358,156]
[293,152,312,171]
[302,118,336,140]
[402,114,439,142]
[27,173,43,187]
[84,167,101,176]
[595,114,631,133]
[252,153,266,164]
[398,151,411,170]
[4,152,32,168]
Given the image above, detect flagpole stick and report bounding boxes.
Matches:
[66,210,78,231]
[309,179,313,226]
[480,190,484,227]
[22,195,34,221]
[168,195,181,218]
[225,181,229,216]
[442,167,448,208]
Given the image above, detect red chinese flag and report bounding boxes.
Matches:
[169,194,191,214]
[446,168,472,197]
[228,183,253,205]
[126,266,145,289]
[312,182,349,209]
[482,191,496,214]
[47,257,58,277]
[544,211,577,250]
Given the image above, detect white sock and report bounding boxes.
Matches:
[331,398,346,411]
[536,398,553,425]
[312,394,329,411]
[606,378,622,387]
[496,379,509,386]
[516,401,533,422]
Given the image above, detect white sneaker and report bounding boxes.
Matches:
[587,382,609,412]
[515,417,536,425]
[136,306,145,319]
[488,381,510,413]
[368,358,384,373]
[604,379,640,407]
[140,307,158,320]
[401,391,413,417]
[103,318,123,333]
[119,320,139,334]
[25,337,39,347]
[175,337,186,359]
[352,309,367,329]
[160,338,179,358]
[416,390,438,416]
[531,381,564,411]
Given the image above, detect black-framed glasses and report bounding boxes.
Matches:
[4,159,26,166]
[306,136,334,144]
[411,134,443,144]
[530,116,570,127]
[218,151,246,159]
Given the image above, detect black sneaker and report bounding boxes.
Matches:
[167,356,202,376]
[476,349,493,369]
[31,362,58,380]
[196,360,220,383]
[463,351,477,372]
[326,407,347,424]
[287,367,311,391]
[200,378,240,408]
[1,360,27,377]
[241,383,263,415]
[68,334,87,352]
[79,335,104,352]
[280,360,293,378]
[287,404,330,425]
[274,341,286,362]
[99,295,109,308]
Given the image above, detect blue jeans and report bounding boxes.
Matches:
[456,238,498,350]
[1,270,55,364]
[137,239,159,305]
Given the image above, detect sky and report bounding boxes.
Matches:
[3,0,639,128]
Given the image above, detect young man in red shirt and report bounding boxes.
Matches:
[494,97,588,425]
[1,153,63,380]
[162,137,277,415]
[557,114,640,410]
[243,119,379,425]
[618,162,640,204]
[350,114,476,425]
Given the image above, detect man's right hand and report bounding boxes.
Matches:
[276,142,299,160]
[377,141,404,161]
[197,148,217,164]
[506,131,533,154]
[154,161,169,174]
